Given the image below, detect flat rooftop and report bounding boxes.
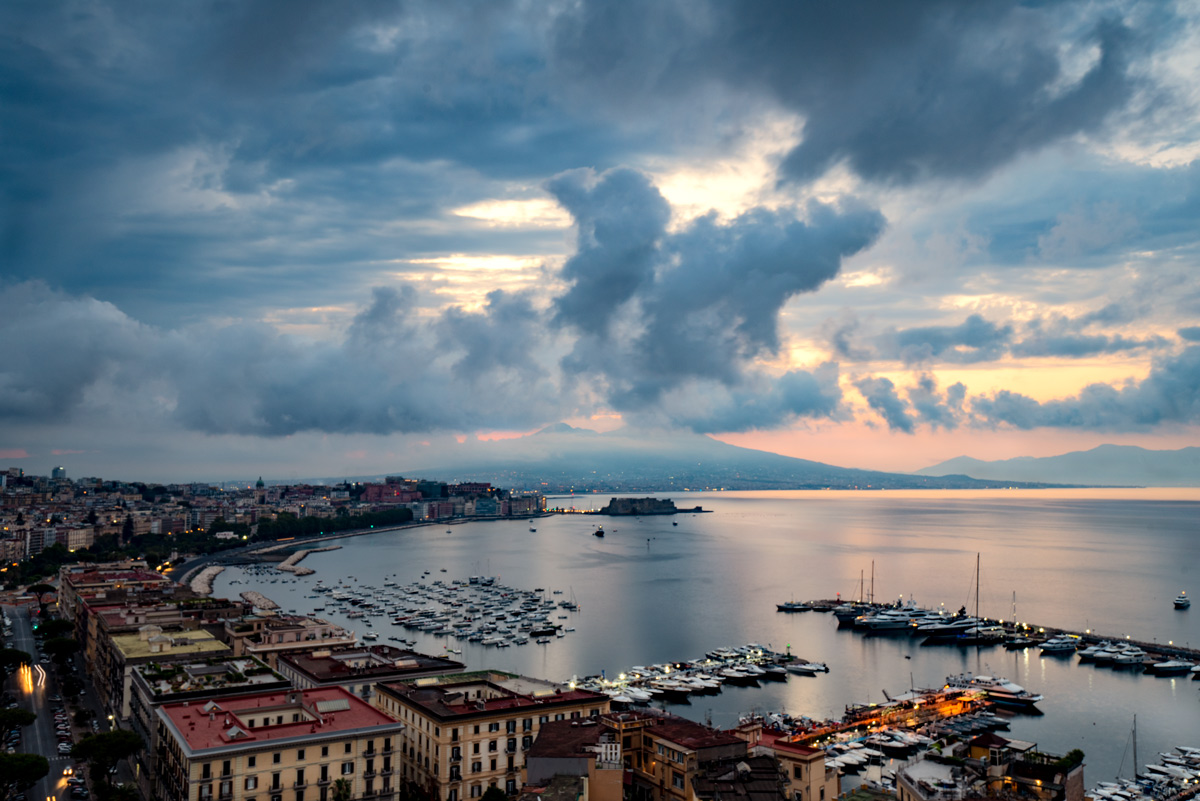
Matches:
[112,629,230,660]
[280,645,463,683]
[158,686,401,755]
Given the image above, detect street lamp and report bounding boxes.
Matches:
[108,714,115,731]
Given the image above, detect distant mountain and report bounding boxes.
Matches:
[327,425,1072,492]
[917,445,1200,487]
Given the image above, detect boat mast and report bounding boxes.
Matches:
[870,560,875,604]
[859,570,864,603]
[1132,714,1137,779]
[975,553,980,620]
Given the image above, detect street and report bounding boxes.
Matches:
[5,603,75,801]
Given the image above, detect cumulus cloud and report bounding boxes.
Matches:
[855,377,916,434]
[971,345,1200,430]
[839,311,1169,366]
[548,168,885,419]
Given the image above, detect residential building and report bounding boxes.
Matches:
[222,615,358,668]
[155,687,405,801]
[130,656,291,801]
[98,625,231,720]
[277,646,464,701]
[373,672,611,801]
[522,718,624,801]
[731,723,838,801]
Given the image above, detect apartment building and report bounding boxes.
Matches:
[155,687,405,801]
[373,672,610,801]
[277,645,463,701]
[222,615,358,668]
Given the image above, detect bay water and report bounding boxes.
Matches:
[210,489,1200,783]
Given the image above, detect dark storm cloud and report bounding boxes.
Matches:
[548,168,885,422]
[551,1,1152,186]
[548,168,671,336]
[1179,327,1200,342]
[854,377,915,434]
[971,346,1200,430]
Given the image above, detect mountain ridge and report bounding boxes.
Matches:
[917,444,1200,487]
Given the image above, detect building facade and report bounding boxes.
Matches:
[373,672,610,801]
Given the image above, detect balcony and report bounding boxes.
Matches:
[382,746,394,754]
[317,779,332,787]
[293,781,309,789]
[450,754,462,763]
[364,771,377,779]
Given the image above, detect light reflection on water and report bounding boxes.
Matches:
[211,489,1200,782]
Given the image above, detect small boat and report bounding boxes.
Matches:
[593,527,605,537]
[1174,591,1191,609]
[786,662,829,676]
[776,601,811,612]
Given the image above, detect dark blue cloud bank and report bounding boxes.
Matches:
[1,0,1198,451]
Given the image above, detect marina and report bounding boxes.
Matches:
[207,489,1200,783]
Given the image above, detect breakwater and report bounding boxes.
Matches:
[276,545,341,576]
[189,565,225,596]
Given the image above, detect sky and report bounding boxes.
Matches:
[3,0,1200,483]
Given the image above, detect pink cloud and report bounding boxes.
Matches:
[0,449,30,459]
[51,449,89,456]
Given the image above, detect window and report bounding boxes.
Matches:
[505,720,515,734]
[274,753,282,765]
[345,743,353,754]
[570,711,580,719]
[793,766,803,779]
[522,719,532,732]
[473,725,480,735]
[321,747,328,758]
[473,744,480,755]
[505,780,515,795]
[488,723,499,733]
[292,714,300,723]
[489,759,496,772]
[488,741,497,753]
[249,757,257,768]
[471,786,482,798]
[200,785,213,800]
[221,782,233,798]
[246,778,258,791]
[222,761,231,777]
[342,763,355,775]
[471,762,482,774]
[521,736,531,750]
[672,772,684,790]
[506,739,515,753]
[203,764,212,780]
[819,790,824,801]
[276,716,283,725]
[554,714,564,721]
[538,716,548,724]
[451,728,459,742]
[272,774,282,791]
[296,770,305,785]
[297,750,305,761]
[448,791,458,801]
[295,792,304,801]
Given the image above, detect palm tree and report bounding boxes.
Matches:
[332,778,352,801]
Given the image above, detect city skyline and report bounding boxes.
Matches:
[3,1,1200,482]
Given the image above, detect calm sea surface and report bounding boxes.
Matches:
[211,489,1200,783]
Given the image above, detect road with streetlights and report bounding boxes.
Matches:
[4,603,76,801]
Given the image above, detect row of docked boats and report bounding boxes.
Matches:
[312,574,580,648]
[1090,746,1200,801]
[576,644,824,704]
[945,673,1043,710]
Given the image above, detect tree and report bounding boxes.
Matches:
[0,753,50,801]
[332,779,353,801]
[481,787,507,801]
[43,637,78,665]
[0,708,36,729]
[0,648,31,679]
[71,730,145,785]
[38,618,75,639]
[29,582,56,612]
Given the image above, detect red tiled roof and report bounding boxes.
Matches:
[649,719,745,750]
[160,687,399,752]
[758,730,822,756]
